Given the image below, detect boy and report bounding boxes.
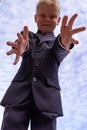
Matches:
[0,0,86,130]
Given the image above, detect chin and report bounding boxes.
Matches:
[41,29,52,33]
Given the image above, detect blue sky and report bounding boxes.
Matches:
[0,0,87,130]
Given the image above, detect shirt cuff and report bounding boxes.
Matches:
[58,34,65,50]
[58,34,74,50]
[24,41,29,52]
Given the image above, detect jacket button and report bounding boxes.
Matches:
[35,61,40,67]
[32,77,37,82]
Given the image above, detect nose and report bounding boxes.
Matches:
[45,16,50,21]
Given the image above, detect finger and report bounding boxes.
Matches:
[7,49,16,55]
[68,14,78,29]
[17,33,23,44]
[23,26,29,40]
[7,41,17,48]
[72,27,86,35]
[61,15,68,29]
[13,55,20,65]
[70,38,79,44]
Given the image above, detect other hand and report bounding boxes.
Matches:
[7,26,29,65]
[60,14,86,53]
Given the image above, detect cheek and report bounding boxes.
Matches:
[37,18,43,24]
[52,20,57,26]
[55,19,59,25]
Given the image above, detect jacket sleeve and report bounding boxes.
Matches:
[57,34,74,50]
[54,34,74,63]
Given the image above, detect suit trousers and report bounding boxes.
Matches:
[1,91,56,130]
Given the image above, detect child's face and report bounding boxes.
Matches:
[35,3,60,33]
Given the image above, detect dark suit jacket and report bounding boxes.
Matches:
[1,30,68,118]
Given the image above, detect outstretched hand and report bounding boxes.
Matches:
[60,14,86,53]
[7,26,29,65]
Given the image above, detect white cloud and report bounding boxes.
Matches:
[0,0,87,130]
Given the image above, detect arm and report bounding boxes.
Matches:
[60,13,86,53]
[54,35,68,63]
[7,26,29,65]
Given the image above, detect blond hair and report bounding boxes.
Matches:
[36,0,60,15]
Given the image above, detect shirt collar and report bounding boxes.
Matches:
[36,30,55,44]
[36,30,54,36]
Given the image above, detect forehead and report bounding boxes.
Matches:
[37,2,59,15]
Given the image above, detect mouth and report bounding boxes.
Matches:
[42,24,51,27]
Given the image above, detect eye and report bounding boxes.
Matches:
[50,15,57,19]
[40,14,45,17]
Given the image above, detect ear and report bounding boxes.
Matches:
[57,17,61,25]
[34,14,37,23]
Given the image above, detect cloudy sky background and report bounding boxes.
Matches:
[0,0,87,130]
